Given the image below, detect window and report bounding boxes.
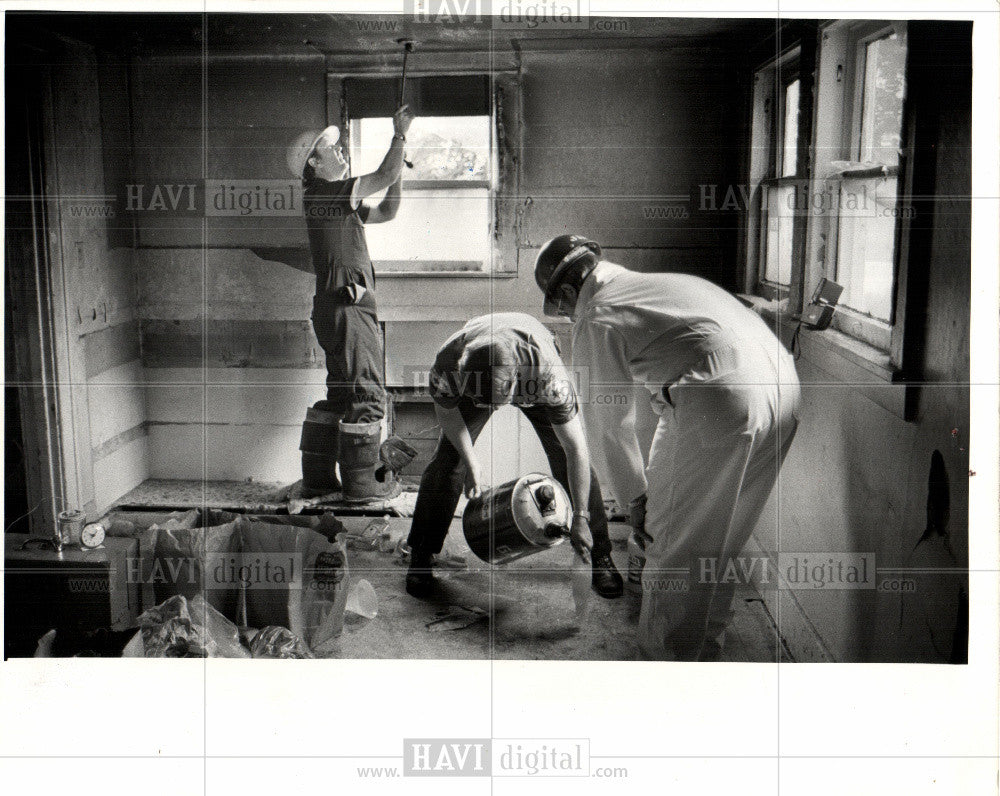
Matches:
[748,22,912,361]
[341,74,498,274]
[749,49,801,297]
[814,22,909,350]
[349,115,493,271]
[833,27,907,326]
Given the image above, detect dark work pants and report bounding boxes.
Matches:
[310,291,385,424]
[406,399,613,560]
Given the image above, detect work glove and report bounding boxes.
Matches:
[629,493,652,545]
[375,436,418,482]
[569,515,593,564]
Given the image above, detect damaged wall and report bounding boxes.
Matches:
[133,55,329,482]
[128,43,745,484]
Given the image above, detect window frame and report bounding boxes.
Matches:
[809,20,911,356]
[748,47,802,301]
[339,77,505,276]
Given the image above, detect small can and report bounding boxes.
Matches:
[57,509,85,548]
[626,531,646,593]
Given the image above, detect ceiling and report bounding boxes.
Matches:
[8,12,778,56]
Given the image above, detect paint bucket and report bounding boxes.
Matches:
[462,473,572,565]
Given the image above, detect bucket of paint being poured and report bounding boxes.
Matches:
[462,473,572,565]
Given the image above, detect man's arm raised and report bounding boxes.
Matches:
[354,105,414,201]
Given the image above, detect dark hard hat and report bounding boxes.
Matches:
[534,234,602,311]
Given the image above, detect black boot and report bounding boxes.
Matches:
[300,406,341,497]
[591,553,624,599]
[405,550,436,599]
[339,420,402,502]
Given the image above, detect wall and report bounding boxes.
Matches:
[129,43,746,483]
[41,39,148,513]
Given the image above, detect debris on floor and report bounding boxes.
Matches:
[138,594,250,659]
[426,606,488,632]
[249,625,315,659]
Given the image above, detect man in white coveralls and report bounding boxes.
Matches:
[534,234,801,660]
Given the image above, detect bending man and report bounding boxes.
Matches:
[405,312,624,600]
[535,235,801,660]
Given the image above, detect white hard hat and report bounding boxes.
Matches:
[286,125,340,178]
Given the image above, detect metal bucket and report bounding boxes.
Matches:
[462,473,572,565]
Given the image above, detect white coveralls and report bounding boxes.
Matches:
[572,262,801,660]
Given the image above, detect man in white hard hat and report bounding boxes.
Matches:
[286,105,414,500]
[534,234,801,661]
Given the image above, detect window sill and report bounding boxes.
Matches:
[739,294,908,419]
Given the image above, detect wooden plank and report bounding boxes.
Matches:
[92,433,149,510]
[144,367,325,425]
[522,197,728,249]
[91,422,147,462]
[137,216,308,249]
[140,319,323,369]
[147,422,302,482]
[83,320,140,378]
[383,320,463,387]
[87,360,146,449]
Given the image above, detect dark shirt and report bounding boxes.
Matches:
[303,176,375,296]
[428,313,579,426]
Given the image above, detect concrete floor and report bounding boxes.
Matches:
[115,479,791,661]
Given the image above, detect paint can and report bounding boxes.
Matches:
[462,473,572,565]
[56,509,85,548]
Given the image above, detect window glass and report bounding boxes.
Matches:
[836,175,898,321]
[859,33,907,165]
[781,79,800,177]
[350,116,489,181]
[834,28,907,324]
[349,116,492,269]
[764,183,796,285]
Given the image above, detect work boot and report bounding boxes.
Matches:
[405,550,436,599]
[299,406,341,497]
[338,420,402,502]
[591,553,624,599]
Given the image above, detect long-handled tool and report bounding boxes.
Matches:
[396,38,414,169]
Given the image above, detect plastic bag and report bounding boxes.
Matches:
[150,512,242,618]
[239,515,350,652]
[138,594,250,658]
[249,626,314,659]
[100,509,200,610]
